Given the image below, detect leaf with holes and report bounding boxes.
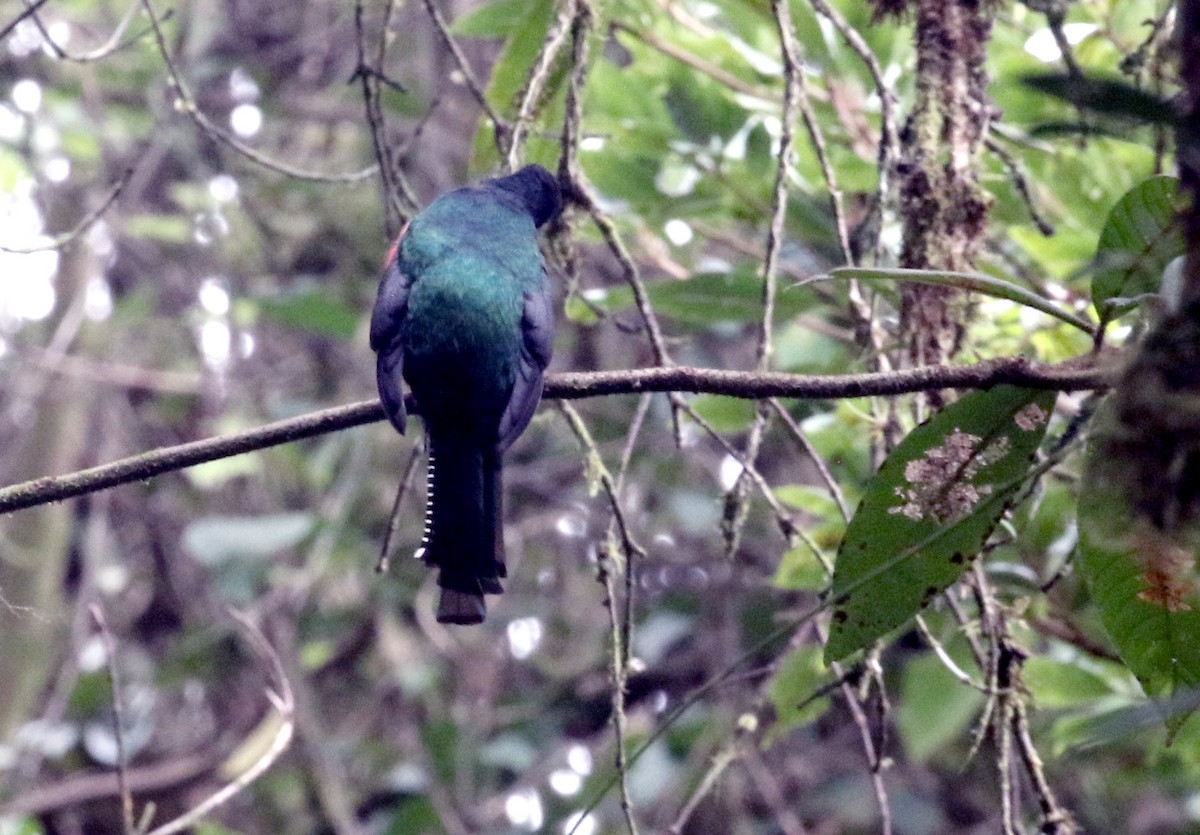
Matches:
[824,386,1056,663]
[1077,399,1200,738]
[1092,176,1186,315]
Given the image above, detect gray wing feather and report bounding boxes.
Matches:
[370,255,413,435]
[496,284,554,454]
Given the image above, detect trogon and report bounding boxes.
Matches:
[369,165,562,624]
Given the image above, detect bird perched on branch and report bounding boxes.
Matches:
[370,165,562,624]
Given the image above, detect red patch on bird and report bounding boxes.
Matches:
[385,221,410,266]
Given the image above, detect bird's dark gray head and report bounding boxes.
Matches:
[486,164,562,229]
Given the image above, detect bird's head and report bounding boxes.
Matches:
[486,164,563,229]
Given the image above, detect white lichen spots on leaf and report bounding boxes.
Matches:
[1014,403,1049,432]
[888,428,1010,524]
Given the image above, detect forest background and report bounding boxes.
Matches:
[0,0,1196,833]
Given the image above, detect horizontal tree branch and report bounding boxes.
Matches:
[0,358,1113,514]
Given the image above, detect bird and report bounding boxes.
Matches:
[369,164,562,624]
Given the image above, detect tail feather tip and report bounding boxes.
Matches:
[437,589,487,625]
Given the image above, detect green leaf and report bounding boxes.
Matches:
[1022,73,1176,126]
[824,385,1057,663]
[448,0,533,37]
[1091,175,1186,313]
[258,290,361,339]
[384,798,442,835]
[182,512,316,565]
[764,644,830,746]
[1023,655,1125,709]
[828,267,1095,335]
[1077,399,1200,737]
[594,270,813,325]
[689,394,755,432]
[772,544,828,591]
[123,213,192,244]
[467,0,556,169]
[897,650,985,762]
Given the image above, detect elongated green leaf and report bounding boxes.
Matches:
[1077,399,1200,737]
[828,267,1094,335]
[258,290,360,339]
[448,0,533,37]
[824,386,1056,663]
[1092,175,1186,312]
[467,0,555,169]
[1022,73,1176,127]
[593,270,814,325]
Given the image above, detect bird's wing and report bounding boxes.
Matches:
[370,226,412,435]
[496,282,554,455]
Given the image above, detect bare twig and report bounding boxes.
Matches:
[558,400,641,835]
[768,398,851,521]
[0,356,1115,514]
[20,0,145,63]
[0,165,136,253]
[138,0,376,183]
[742,749,810,835]
[419,0,510,156]
[89,605,135,835]
[557,0,684,446]
[985,136,1055,236]
[353,0,417,234]
[557,401,645,560]
[722,0,806,561]
[667,743,738,835]
[610,20,774,102]
[807,0,901,231]
[0,0,52,43]
[505,0,576,170]
[775,1,852,265]
[144,611,295,835]
[376,444,424,573]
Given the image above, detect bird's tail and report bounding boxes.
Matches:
[419,430,505,624]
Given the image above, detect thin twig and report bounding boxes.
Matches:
[742,749,810,835]
[376,445,423,573]
[680,398,796,541]
[599,550,640,835]
[775,1,852,265]
[718,0,806,559]
[0,0,52,43]
[419,0,509,156]
[985,136,1055,236]
[353,0,416,235]
[558,400,641,835]
[807,0,900,217]
[138,0,375,183]
[768,398,851,521]
[20,0,144,63]
[144,610,295,835]
[89,606,135,835]
[612,393,652,668]
[611,20,774,102]
[0,356,1115,514]
[558,1,684,447]
[0,165,136,253]
[505,0,576,171]
[666,743,738,835]
[557,401,645,560]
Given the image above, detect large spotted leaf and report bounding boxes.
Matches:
[1078,399,1200,738]
[824,386,1056,663]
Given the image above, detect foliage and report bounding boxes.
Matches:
[0,0,1195,833]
